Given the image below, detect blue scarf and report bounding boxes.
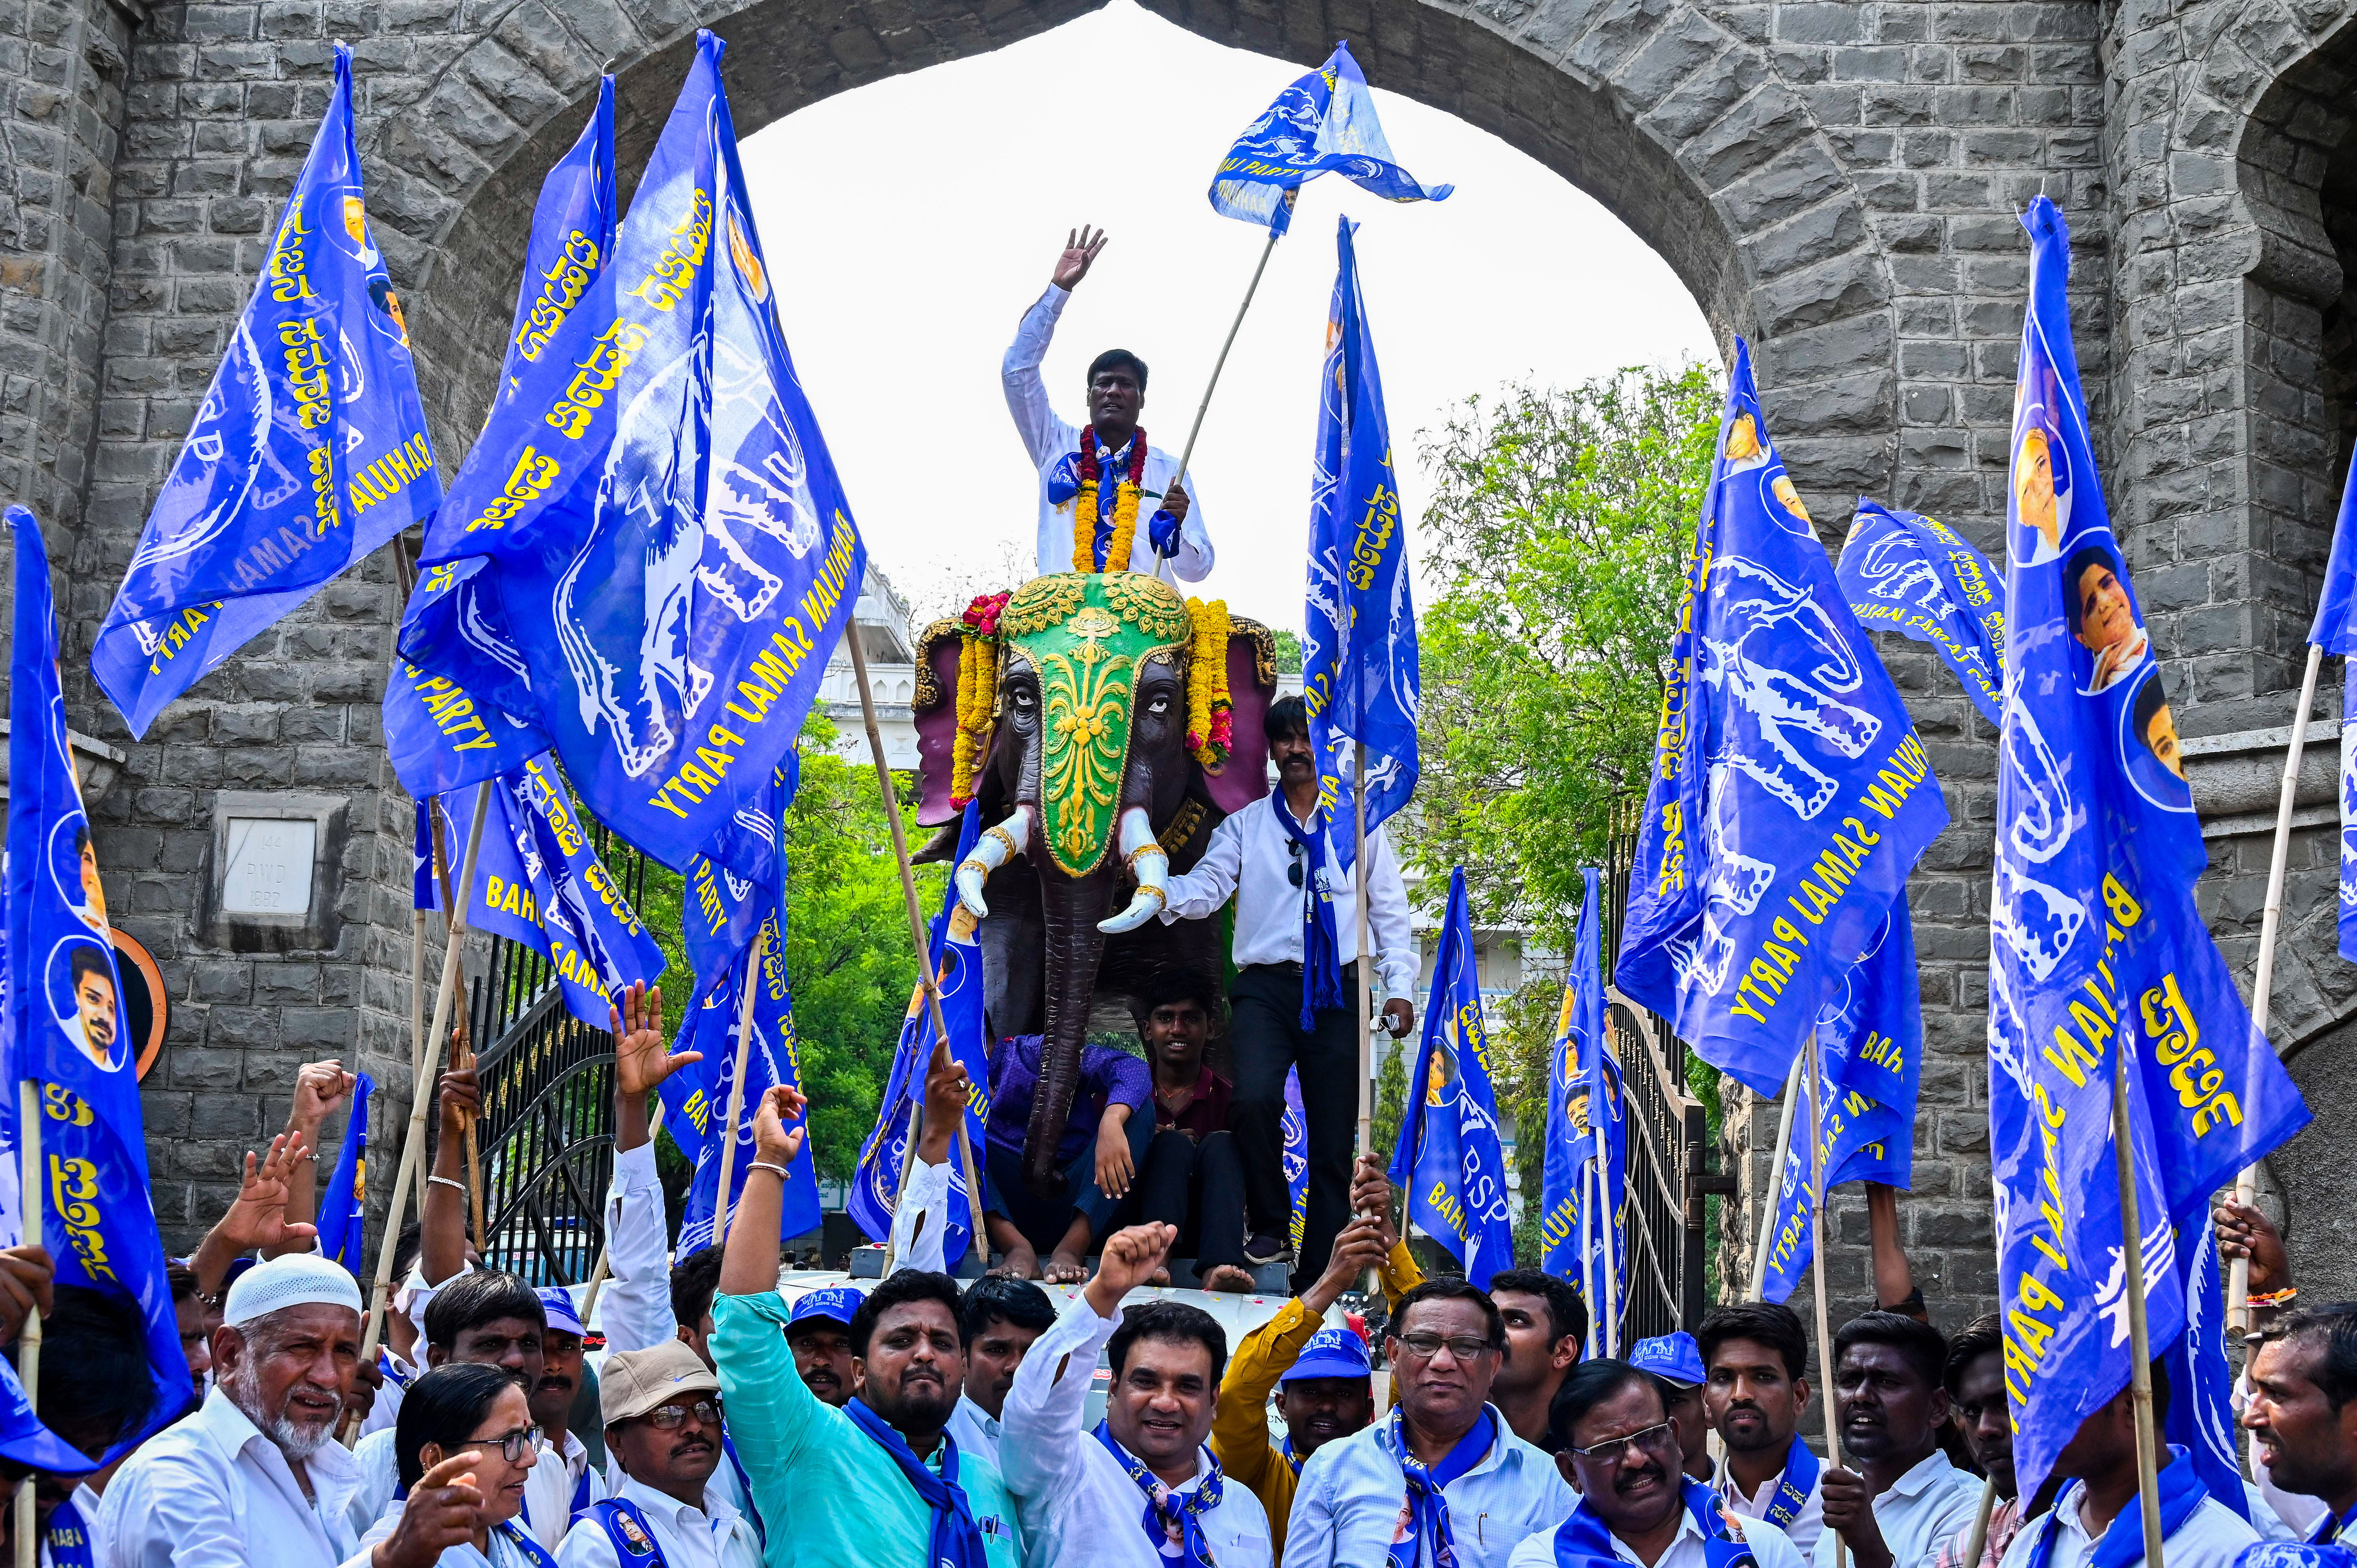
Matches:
[1385,1407,1495,1568]
[491,1519,561,1567]
[1552,1478,1760,1568]
[379,1347,415,1389]
[590,1497,669,1565]
[1757,1434,1819,1532]
[2030,1447,2210,1568]
[1094,1419,1225,1568]
[2244,1547,2357,1568]
[1270,791,1346,1028]
[2313,1503,2357,1547]
[44,1494,95,1568]
[845,1397,991,1568]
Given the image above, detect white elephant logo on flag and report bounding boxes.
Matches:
[1695,555,1880,820]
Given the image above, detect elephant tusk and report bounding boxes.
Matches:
[955,805,1032,918]
[1098,806,1169,934]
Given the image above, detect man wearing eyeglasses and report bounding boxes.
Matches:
[1288,1279,1571,1568]
[559,1342,763,1568]
[1161,694,1417,1287]
[1512,1358,1808,1568]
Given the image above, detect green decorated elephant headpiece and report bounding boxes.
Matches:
[998,573,1192,877]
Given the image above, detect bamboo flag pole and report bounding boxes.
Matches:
[2113,1050,2167,1568]
[711,923,769,1250]
[15,1081,43,1568]
[1959,1477,1999,1568]
[1600,1147,1623,1358]
[1751,1053,1807,1299]
[411,882,428,1217]
[1169,222,1283,504]
[2228,640,2324,1333]
[579,1101,662,1326]
[426,798,483,1256]
[1353,740,1374,1162]
[347,784,491,1443]
[848,630,987,1267]
[1805,1036,1848,1568]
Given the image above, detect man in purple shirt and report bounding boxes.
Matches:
[981,1033,1152,1283]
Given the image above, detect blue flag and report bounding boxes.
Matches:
[1988,194,2311,1504]
[1304,217,1419,876]
[91,46,440,738]
[2166,1215,2251,1522]
[2306,452,2357,963]
[1758,899,1921,1304]
[384,648,553,802]
[1208,42,1451,237]
[315,1072,375,1276]
[5,507,191,1453]
[1617,339,1948,1097]
[412,800,442,911]
[669,911,822,1254]
[465,759,666,1030]
[1283,1068,1309,1258]
[1387,869,1514,1280]
[1835,500,2008,726]
[1540,868,1624,1349]
[498,76,618,406]
[680,754,798,1009]
[403,32,863,878]
[848,806,989,1264]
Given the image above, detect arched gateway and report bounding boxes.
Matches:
[9,0,2356,1309]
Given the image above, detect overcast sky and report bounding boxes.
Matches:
[735,0,1716,634]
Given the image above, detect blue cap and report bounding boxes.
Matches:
[1278,1327,1373,1384]
[1629,1331,1707,1388]
[0,1358,97,1476]
[537,1286,586,1340]
[786,1285,863,1331]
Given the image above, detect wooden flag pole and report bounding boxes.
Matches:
[848,630,987,1268]
[711,923,769,1249]
[348,784,491,1443]
[411,886,428,1217]
[579,1101,662,1326]
[1169,224,1283,503]
[1751,1053,1807,1299]
[1805,1036,1847,1568]
[1959,1477,1999,1568]
[426,798,484,1256]
[1353,740,1374,1161]
[2112,1050,2166,1568]
[2229,639,2324,1333]
[15,1081,43,1568]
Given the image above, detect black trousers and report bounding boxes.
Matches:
[1228,963,1360,1289]
[1120,1128,1248,1280]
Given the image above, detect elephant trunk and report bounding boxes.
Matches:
[1024,866,1117,1196]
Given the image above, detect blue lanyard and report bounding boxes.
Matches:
[43,1496,94,1568]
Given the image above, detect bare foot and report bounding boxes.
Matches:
[1043,1249,1087,1284]
[988,1240,1042,1280]
[1201,1264,1257,1293]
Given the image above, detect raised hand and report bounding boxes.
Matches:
[1307,1215,1391,1309]
[1052,225,1107,291]
[2216,1197,2292,1296]
[917,1032,969,1166]
[288,1060,356,1130]
[1350,1151,1399,1249]
[0,1246,55,1347]
[436,1064,481,1143]
[611,982,691,1100]
[216,1132,319,1254]
[752,1083,809,1167]
[371,1450,484,1568]
[1085,1222,1177,1317]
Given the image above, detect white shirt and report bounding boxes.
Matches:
[100,1385,368,1568]
[1287,1407,1574,1568]
[1161,794,1417,997]
[1719,1448,1827,1558]
[890,1155,956,1275]
[352,1499,553,1567]
[1000,1293,1274,1568]
[554,1472,762,1568]
[523,1429,603,1550]
[949,1394,1002,1467]
[1003,283,1214,585]
[1506,1501,1811,1568]
[1992,1481,2259,1568]
[1811,1452,1983,1568]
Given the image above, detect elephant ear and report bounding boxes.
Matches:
[910,616,968,826]
[1209,616,1282,815]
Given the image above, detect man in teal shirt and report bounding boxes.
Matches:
[713,1077,1023,1568]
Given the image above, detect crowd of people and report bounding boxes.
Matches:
[9,961,2353,1568]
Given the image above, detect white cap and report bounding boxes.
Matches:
[224,1253,364,1329]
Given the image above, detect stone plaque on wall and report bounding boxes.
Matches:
[197,793,347,953]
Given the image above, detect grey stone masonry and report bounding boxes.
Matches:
[0,0,2350,1295]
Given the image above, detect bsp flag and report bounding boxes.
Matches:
[1757,899,1921,1304]
[5,507,191,1452]
[1617,339,1947,1097]
[498,76,618,406]
[92,46,439,738]
[1988,195,2310,1503]
[669,912,821,1253]
[681,754,799,1007]
[1283,1068,1309,1257]
[1208,41,1451,237]
[404,32,863,878]
[1540,868,1625,1349]
[315,1072,375,1276]
[1304,217,1419,875]
[466,758,665,1030]
[2164,1215,2251,1522]
[2307,450,2357,961]
[383,648,553,802]
[848,807,989,1263]
[1835,500,2008,726]
[1387,869,1514,1280]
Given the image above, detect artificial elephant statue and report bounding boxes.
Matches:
[908,572,1280,1194]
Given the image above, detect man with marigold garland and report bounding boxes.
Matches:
[1004,225,1214,584]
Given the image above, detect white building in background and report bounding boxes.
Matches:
[820,566,920,770]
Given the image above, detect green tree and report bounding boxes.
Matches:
[1270,627,1304,675]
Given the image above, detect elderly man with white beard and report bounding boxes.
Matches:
[99,1253,482,1568]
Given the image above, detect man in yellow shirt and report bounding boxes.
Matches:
[1211,1154,1426,1557]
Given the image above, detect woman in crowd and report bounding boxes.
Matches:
[356,1362,558,1568]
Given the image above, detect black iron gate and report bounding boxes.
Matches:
[444,790,648,1287]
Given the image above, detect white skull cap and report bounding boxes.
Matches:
[224,1252,364,1329]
